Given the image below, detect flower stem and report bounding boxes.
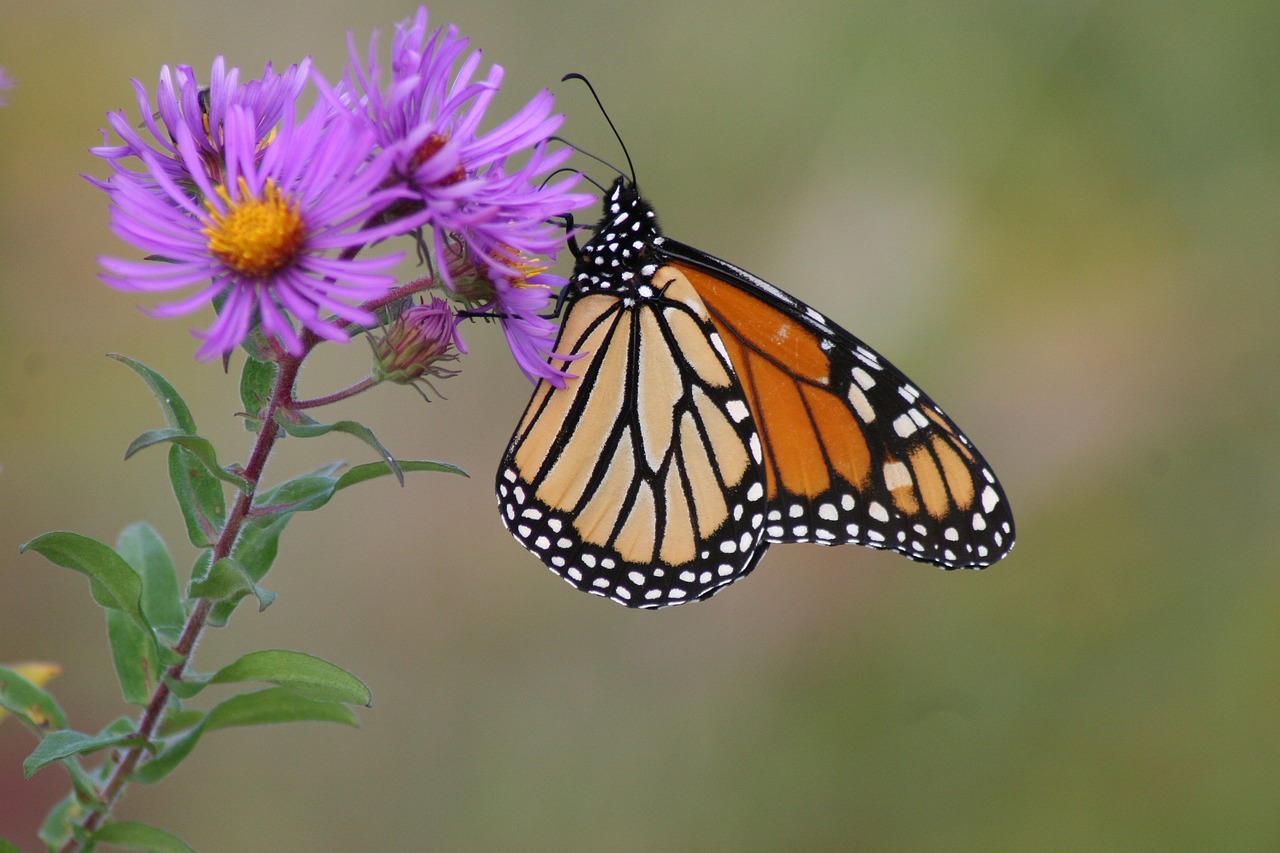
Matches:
[291,376,379,410]
[59,351,304,852]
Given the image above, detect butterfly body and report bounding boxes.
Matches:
[497,177,1014,608]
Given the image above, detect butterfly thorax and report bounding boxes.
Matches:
[570,178,669,302]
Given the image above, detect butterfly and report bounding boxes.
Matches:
[496,176,1014,608]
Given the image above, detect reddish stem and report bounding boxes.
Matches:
[291,376,379,410]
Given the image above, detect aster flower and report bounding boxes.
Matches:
[0,67,13,105]
[90,56,310,190]
[322,6,595,384]
[97,98,429,359]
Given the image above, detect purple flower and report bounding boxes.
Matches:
[445,241,578,387]
[0,67,14,106]
[97,97,428,359]
[90,56,310,190]
[325,6,595,383]
[490,266,574,388]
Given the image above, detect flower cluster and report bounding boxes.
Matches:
[92,7,594,383]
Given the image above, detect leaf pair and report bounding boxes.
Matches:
[21,526,183,707]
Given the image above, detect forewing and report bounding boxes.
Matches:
[667,244,1015,569]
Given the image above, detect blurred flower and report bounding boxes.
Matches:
[0,662,61,727]
[97,99,428,359]
[370,297,463,396]
[0,67,14,105]
[90,56,310,190]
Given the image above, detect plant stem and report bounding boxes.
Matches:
[60,351,304,852]
[292,376,379,410]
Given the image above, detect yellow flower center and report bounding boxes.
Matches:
[204,178,305,278]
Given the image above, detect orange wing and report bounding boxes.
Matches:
[665,245,1014,568]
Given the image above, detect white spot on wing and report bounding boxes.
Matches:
[982,486,999,513]
[882,461,912,491]
[848,385,875,423]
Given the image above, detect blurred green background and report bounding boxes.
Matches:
[2,1,1277,850]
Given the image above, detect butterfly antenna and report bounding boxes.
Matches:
[561,73,636,185]
[547,137,625,184]
[543,162,608,196]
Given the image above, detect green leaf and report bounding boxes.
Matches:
[335,459,469,491]
[188,557,275,615]
[209,650,371,705]
[131,688,357,785]
[204,471,339,632]
[252,469,341,516]
[100,715,138,738]
[202,464,356,627]
[276,413,404,485]
[90,821,196,853]
[163,674,211,700]
[20,532,152,638]
[108,354,197,433]
[103,525,185,700]
[107,609,157,705]
[204,686,359,731]
[0,838,20,853]
[37,793,81,850]
[0,666,68,732]
[157,709,205,735]
[0,664,65,733]
[168,444,227,548]
[24,729,146,778]
[117,523,185,646]
[124,429,247,488]
[128,726,201,785]
[61,748,104,804]
[239,356,278,421]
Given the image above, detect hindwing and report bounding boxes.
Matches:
[497,253,769,608]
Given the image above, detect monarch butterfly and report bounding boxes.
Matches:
[497,176,1014,608]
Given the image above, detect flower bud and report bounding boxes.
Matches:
[370,297,462,392]
[442,239,497,307]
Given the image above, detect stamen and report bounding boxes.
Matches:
[204,178,305,277]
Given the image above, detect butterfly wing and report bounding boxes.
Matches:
[497,248,769,608]
[498,176,1014,609]
[663,240,1015,569]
